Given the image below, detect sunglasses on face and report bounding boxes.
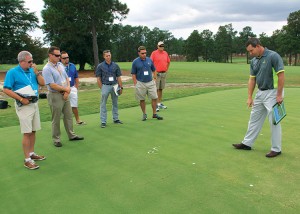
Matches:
[52,53,61,57]
[61,57,69,60]
[140,52,147,55]
[159,45,164,47]
[26,60,33,64]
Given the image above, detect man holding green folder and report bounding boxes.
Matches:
[233,38,285,158]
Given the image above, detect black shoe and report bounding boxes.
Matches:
[153,114,163,120]
[114,120,123,124]
[70,136,84,141]
[54,141,62,147]
[232,143,251,150]
[101,123,106,128]
[266,151,281,158]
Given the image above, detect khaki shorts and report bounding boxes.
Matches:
[135,80,158,100]
[156,72,167,89]
[15,102,41,133]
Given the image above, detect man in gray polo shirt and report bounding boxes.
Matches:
[42,46,84,147]
[233,38,285,158]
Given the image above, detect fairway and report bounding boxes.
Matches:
[1,88,299,213]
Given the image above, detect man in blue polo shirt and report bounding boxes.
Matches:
[233,38,285,158]
[61,51,86,125]
[3,51,46,170]
[131,46,163,121]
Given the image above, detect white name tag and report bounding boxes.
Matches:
[109,77,114,81]
[144,71,149,76]
[69,77,71,81]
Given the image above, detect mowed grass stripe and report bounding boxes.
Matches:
[0,88,300,213]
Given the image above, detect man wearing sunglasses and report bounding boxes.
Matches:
[42,46,84,147]
[60,51,86,126]
[131,46,163,121]
[150,41,170,112]
[3,51,46,170]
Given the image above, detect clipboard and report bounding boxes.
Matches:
[272,101,286,125]
[113,84,121,96]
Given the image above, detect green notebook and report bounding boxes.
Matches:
[272,101,286,125]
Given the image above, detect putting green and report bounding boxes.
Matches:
[1,88,299,213]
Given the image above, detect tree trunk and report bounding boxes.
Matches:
[289,53,292,65]
[79,63,85,71]
[92,24,99,71]
[294,53,298,66]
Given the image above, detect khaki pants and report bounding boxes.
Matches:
[47,92,76,142]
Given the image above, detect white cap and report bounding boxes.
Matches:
[157,41,164,46]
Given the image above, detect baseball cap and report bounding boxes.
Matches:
[157,41,164,46]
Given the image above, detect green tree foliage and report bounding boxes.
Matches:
[42,0,129,69]
[185,30,202,62]
[0,0,45,63]
[285,10,300,65]
[200,29,214,62]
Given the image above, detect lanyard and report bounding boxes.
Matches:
[20,67,35,90]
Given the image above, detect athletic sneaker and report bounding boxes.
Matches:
[159,103,167,109]
[30,153,46,161]
[153,114,163,120]
[101,123,106,128]
[156,105,160,112]
[142,114,147,121]
[24,160,39,170]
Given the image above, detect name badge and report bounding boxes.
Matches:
[109,77,114,81]
[144,71,149,76]
[69,77,71,81]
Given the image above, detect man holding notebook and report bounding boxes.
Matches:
[233,38,285,158]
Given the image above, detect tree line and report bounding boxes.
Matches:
[1,0,299,69]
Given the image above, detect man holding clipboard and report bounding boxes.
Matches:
[233,38,285,158]
[3,51,46,169]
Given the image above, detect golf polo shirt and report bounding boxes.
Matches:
[4,65,39,96]
[43,62,69,92]
[150,50,170,72]
[95,61,122,85]
[65,63,78,87]
[131,57,155,82]
[250,48,284,90]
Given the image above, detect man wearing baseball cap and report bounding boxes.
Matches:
[150,41,171,112]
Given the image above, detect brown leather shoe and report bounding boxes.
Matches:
[232,143,251,150]
[266,151,281,158]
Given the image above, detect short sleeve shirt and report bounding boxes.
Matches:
[64,63,78,87]
[95,61,122,85]
[250,48,284,90]
[150,50,170,72]
[131,57,155,82]
[42,62,69,92]
[4,65,39,96]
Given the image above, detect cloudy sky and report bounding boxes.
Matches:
[24,0,299,40]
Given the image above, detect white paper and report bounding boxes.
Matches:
[14,85,35,96]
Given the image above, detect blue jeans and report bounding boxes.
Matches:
[100,84,119,123]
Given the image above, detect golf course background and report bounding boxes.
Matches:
[0,62,300,213]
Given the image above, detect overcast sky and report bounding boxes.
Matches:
[24,0,299,40]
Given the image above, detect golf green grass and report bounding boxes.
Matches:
[1,88,299,213]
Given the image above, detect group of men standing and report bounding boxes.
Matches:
[3,37,285,170]
[3,41,171,170]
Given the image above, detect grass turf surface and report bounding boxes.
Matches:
[1,88,300,213]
